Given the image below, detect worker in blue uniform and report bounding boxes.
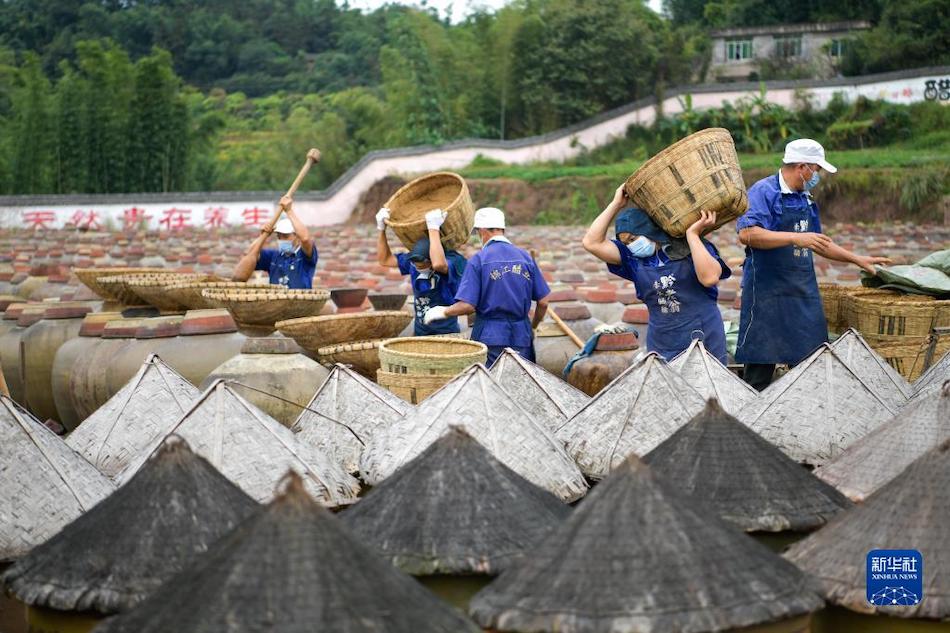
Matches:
[232,195,318,289]
[583,184,732,363]
[736,139,890,390]
[376,207,467,335]
[424,207,550,366]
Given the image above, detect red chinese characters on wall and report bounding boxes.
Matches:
[159,208,192,231]
[122,207,152,230]
[204,207,229,228]
[22,210,56,230]
[242,207,269,226]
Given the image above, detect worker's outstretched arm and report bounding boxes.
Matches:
[281,196,313,258]
[582,184,627,265]
[686,211,723,288]
[233,231,269,281]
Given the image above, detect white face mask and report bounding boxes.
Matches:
[627,236,657,258]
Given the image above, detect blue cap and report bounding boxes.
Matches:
[615,207,670,244]
[408,237,430,262]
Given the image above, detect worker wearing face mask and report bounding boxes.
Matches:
[735,139,890,390]
[583,185,732,363]
[376,207,467,335]
[232,195,318,289]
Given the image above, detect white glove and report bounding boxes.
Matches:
[425,208,447,231]
[423,305,449,324]
[375,207,390,232]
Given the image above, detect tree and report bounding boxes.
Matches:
[9,53,54,194]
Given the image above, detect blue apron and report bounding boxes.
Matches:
[635,255,727,363]
[735,180,827,365]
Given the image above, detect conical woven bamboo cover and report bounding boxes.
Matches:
[360,365,588,502]
[292,364,410,474]
[0,396,114,561]
[343,429,569,575]
[66,354,199,478]
[489,348,589,429]
[2,441,258,614]
[913,348,950,396]
[644,400,851,532]
[115,381,360,506]
[815,381,950,501]
[92,474,480,633]
[786,439,950,620]
[669,339,759,414]
[829,328,911,409]
[557,352,706,480]
[739,344,898,466]
[469,455,823,632]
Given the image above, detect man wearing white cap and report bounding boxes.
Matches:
[232,195,318,289]
[735,139,889,390]
[424,207,550,366]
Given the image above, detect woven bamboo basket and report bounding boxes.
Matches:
[201,287,330,334]
[864,334,950,381]
[376,369,455,404]
[844,292,949,338]
[97,275,148,305]
[819,284,888,332]
[624,128,748,238]
[124,272,220,312]
[74,267,164,301]
[317,339,384,379]
[384,172,475,250]
[275,311,412,353]
[165,281,278,310]
[378,337,487,375]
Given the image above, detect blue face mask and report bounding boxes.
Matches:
[803,167,820,191]
[627,236,656,258]
[277,240,294,254]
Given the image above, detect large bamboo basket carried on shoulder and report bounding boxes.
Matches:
[165,281,278,310]
[384,172,475,251]
[74,267,164,301]
[624,128,748,238]
[275,311,413,353]
[123,272,220,312]
[378,337,487,375]
[844,292,950,338]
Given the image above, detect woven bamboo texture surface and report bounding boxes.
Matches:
[360,364,588,502]
[1,441,257,614]
[292,364,410,474]
[828,329,911,409]
[0,396,115,562]
[343,429,569,576]
[66,354,200,479]
[376,369,455,404]
[558,353,706,480]
[489,349,590,431]
[114,381,360,506]
[164,281,277,310]
[384,171,475,251]
[469,455,823,632]
[202,287,329,327]
[844,292,950,338]
[97,276,147,305]
[818,283,851,332]
[276,311,412,352]
[123,273,220,312]
[90,475,481,633]
[73,267,164,301]
[740,344,898,466]
[669,339,759,414]
[785,439,950,619]
[623,128,748,238]
[913,348,950,395]
[815,382,950,501]
[644,400,851,532]
[378,336,487,375]
[864,333,950,381]
[316,338,385,379]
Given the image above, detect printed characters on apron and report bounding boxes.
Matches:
[735,176,827,366]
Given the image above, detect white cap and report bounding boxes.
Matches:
[473,207,506,229]
[274,217,295,234]
[783,139,837,173]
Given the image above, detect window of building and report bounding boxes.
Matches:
[829,39,847,57]
[774,35,802,58]
[726,38,753,61]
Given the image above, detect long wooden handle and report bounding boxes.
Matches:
[549,308,585,349]
[270,149,322,226]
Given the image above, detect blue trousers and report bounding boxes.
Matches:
[486,344,535,368]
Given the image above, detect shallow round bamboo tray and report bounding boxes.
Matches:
[844,292,949,338]
[201,287,330,334]
[865,334,950,381]
[624,128,748,238]
[317,339,385,379]
[97,275,148,306]
[384,172,475,251]
[378,337,487,375]
[74,267,164,301]
[377,369,455,404]
[165,281,278,310]
[124,272,220,312]
[275,311,412,353]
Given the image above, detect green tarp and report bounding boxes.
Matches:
[861,249,950,297]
